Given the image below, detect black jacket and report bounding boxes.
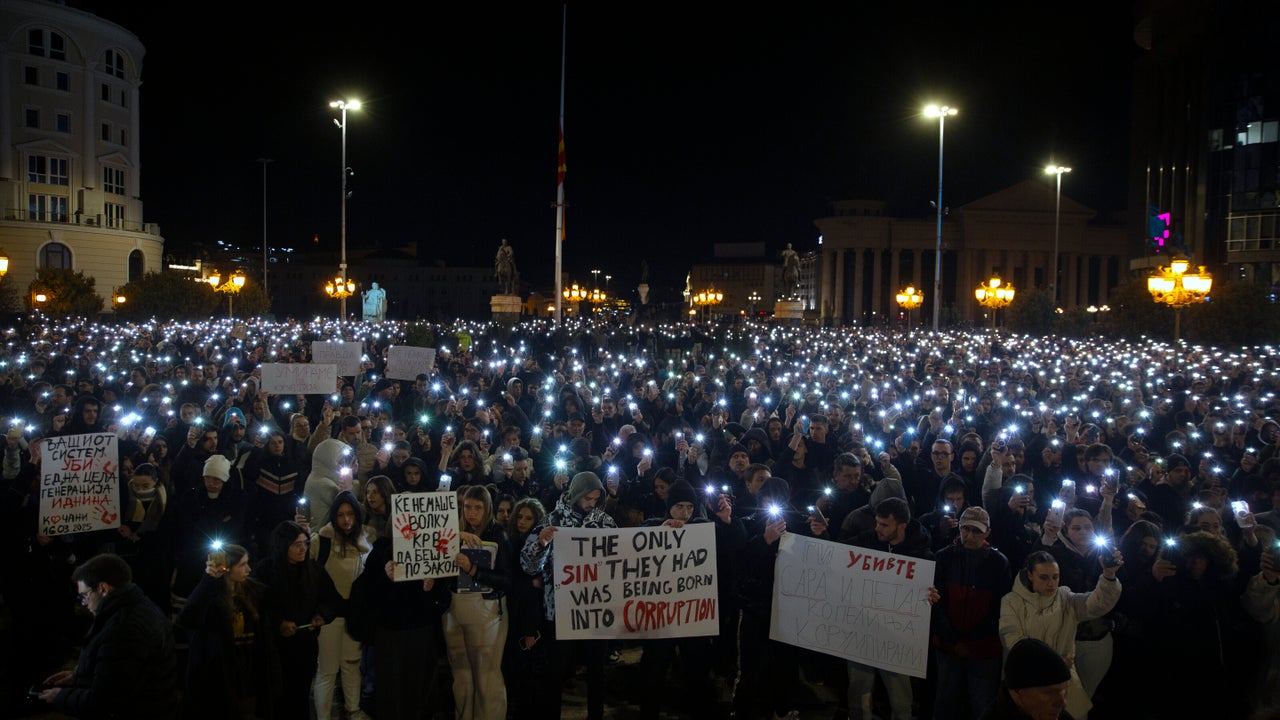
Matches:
[52,583,179,720]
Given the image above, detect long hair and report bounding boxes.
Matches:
[221,543,259,622]
[328,490,364,549]
[1119,519,1162,564]
[511,497,545,541]
[460,485,493,534]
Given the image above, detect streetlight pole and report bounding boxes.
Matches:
[1045,164,1071,306]
[925,104,957,332]
[256,158,273,295]
[330,99,361,321]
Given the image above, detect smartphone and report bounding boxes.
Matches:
[808,504,828,525]
[208,541,227,572]
[1048,499,1066,525]
[1013,484,1026,496]
[1160,537,1181,565]
[439,474,453,491]
[801,416,811,435]
[1231,500,1251,526]
[1059,480,1076,499]
[1095,536,1119,568]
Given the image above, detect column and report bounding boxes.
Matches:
[870,249,883,318]
[913,250,923,289]
[820,248,834,321]
[833,248,846,325]
[890,248,902,302]
[851,249,864,322]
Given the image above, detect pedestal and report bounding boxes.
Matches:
[773,300,804,325]
[490,294,522,325]
[638,283,650,305]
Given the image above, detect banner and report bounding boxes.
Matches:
[260,363,337,395]
[770,534,936,678]
[384,345,437,381]
[391,492,459,581]
[39,433,120,536]
[311,341,363,376]
[554,523,718,640]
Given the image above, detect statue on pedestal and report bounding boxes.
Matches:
[362,282,386,321]
[781,243,800,292]
[495,238,518,295]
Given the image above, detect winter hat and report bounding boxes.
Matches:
[959,506,990,534]
[372,378,394,394]
[666,480,698,510]
[1165,454,1191,471]
[223,407,246,427]
[506,377,523,391]
[567,471,604,506]
[758,477,791,507]
[728,443,750,459]
[869,477,906,506]
[133,462,158,479]
[568,437,592,458]
[1004,638,1071,690]
[203,454,231,482]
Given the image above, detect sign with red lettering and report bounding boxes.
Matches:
[770,534,936,678]
[390,492,459,581]
[554,523,718,639]
[39,433,120,536]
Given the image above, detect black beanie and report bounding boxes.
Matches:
[1004,638,1071,690]
[666,480,698,510]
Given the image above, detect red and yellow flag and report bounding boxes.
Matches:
[556,119,566,187]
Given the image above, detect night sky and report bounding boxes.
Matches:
[73,3,1138,293]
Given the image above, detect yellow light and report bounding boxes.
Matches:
[924,104,957,118]
[34,293,47,303]
[989,276,1001,288]
[115,295,126,304]
[1183,273,1212,294]
[208,274,220,287]
[0,253,9,276]
[1170,257,1190,275]
[232,274,246,288]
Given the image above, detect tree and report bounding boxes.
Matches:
[115,271,217,321]
[1183,279,1280,346]
[29,268,103,318]
[1097,276,1173,340]
[1006,286,1056,336]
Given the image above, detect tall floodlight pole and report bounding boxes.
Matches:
[924,104,957,332]
[1045,164,1071,306]
[330,99,361,321]
[256,158,273,294]
[554,5,567,326]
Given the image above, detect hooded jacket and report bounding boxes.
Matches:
[998,569,1120,660]
[304,439,352,530]
[520,490,617,620]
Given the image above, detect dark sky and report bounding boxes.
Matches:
[74,3,1138,291]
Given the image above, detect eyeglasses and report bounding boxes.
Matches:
[77,586,101,604]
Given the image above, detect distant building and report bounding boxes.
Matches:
[814,182,1126,326]
[689,242,813,319]
[0,0,164,304]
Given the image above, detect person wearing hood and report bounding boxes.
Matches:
[931,507,1011,720]
[998,549,1122,719]
[638,479,745,720]
[304,438,355,531]
[840,497,941,720]
[520,471,617,720]
[311,490,371,720]
[242,428,305,558]
[171,454,247,603]
[740,426,774,467]
[831,474,909,542]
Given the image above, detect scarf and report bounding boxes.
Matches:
[127,484,167,535]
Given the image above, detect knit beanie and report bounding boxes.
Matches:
[666,480,698,510]
[1004,638,1071,690]
[567,471,604,506]
[203,454,231,482]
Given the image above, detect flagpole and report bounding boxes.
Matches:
[554,4,566,327]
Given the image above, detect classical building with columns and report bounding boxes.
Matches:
[0,0,163,306]
[813,180,1127,326]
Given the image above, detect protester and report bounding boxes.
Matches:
[311,490,371,720]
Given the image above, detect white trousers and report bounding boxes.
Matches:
[443,592,509,720]
[314,617,362,718]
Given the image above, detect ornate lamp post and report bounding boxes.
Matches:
[324,276,356,315]
[974,274,1015,329]
[208,271,246,318]
[896,285,924,328]
[692,288,724,324]
[1147,255,1212,342]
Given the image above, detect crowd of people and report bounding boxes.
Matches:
[3,314,1280,720]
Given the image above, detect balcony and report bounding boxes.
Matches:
[2,208,159,235]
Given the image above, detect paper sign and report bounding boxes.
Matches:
[391,492,460,581]
[770,534,935,678]
[554,524,718,639]
[384,345,437,381]
[39,433,120,536]
[311,341,363,376]
[260,363,337,395]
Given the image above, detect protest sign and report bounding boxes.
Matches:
[384,345,437,381]
[39,433,120,536]
[554,523,718,640]
[390,492,459,581]
[260,363,337,395]
[770,534,936,678]
[311,341,363,376]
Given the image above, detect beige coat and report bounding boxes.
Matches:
[998,571,1120,659]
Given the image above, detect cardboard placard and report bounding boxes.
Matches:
[39,433,120,536]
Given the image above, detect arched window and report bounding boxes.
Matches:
[41,242,72,270]
[128,250,144,281]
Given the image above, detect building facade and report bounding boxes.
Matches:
[0,0,163,306]
[814,182,1126,326]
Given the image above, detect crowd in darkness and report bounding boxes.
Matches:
[3,316,1280,720]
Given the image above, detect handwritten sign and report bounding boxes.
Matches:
[554,524,718,640]
[39,433,120,536]
[311,341,363,377]
[770,534,935,678]
[384,345,437,381]
[260,363,337,395]
[391,492,459,581]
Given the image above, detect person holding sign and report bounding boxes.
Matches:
[443,485,512,720]
[520,471,617,720]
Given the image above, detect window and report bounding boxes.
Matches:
[29,30,65,60]
[50,33,65,61]
[25,67,38,85]
[28,29,44,56]
[55,112,70,133]
[128,250,144,281]
[104,167,126,195]
[120,89,128,108]
[29,196,69,224]
[119,128,128,146]
[28,156,69,186]
[40,242,72,269]
[102,122,111,142]
[104,50,125,79]
[56,71,69,91]
[102,83,111,101]
[106,203,126,229]
[25,109,38,128]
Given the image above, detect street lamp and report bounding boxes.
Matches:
[324,276,356,311]
[208,271,246,318]
[563,282,587,302]
[329,98,361,320]
[924,103,957,332]
[747,290,761,316]
[974,274,1015,329]
[895,285,924,327]
[1147,254,1212,342]
[1045,164,1071,304]
[0,248,9,278]
[692,287,724,323]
